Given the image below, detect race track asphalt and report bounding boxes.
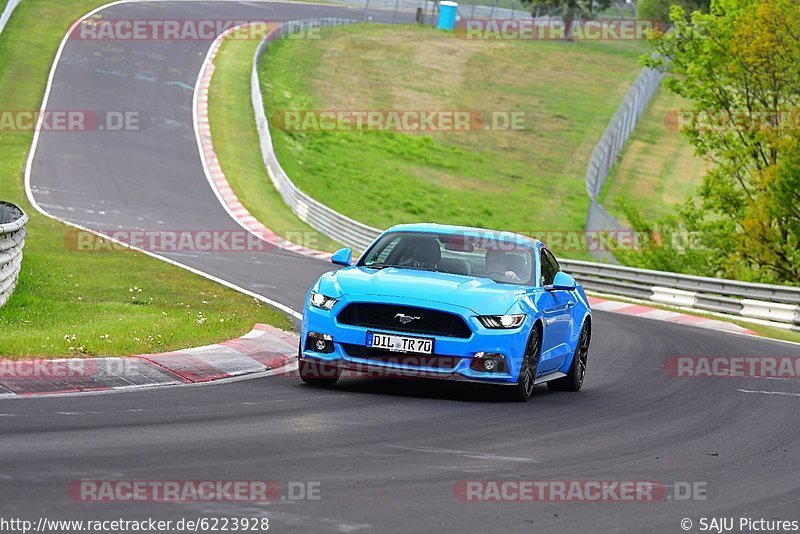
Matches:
[11,2,800,532]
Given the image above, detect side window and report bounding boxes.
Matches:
[540,248,559,286]
[546,248,561,274]
[374,237,401,264]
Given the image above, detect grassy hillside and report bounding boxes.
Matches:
[258,24,648,253]
[600,87,706,222]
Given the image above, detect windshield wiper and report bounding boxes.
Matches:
[364,263,436,272]
[363,263,394,270]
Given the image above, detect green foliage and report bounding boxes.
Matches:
[519,0,612,20]
[617,199,714,275]
[639,0,800,284]
[636,0,710,23]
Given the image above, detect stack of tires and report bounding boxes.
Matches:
[0,202,28,308]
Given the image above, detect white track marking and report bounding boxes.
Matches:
[386,445,538,463]
[193,21,332,260]
[737,389,800,398]
[192,24,282,254]
[23,0,310,321]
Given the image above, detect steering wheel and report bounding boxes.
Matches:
[486,270,521,281]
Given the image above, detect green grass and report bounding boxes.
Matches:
[599,87,706,223]
[258,24,648,258]
[0,0,291,359]
[208,35,342,253]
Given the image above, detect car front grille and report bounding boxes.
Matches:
[336,303,472,339]
[341,344,461,369]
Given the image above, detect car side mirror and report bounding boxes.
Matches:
[331,248,353,266]
[549,271,576,290]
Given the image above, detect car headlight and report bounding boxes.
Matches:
[309,291,338,310]
[477,314,525,329]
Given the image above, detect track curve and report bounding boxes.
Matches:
[27,0,407,314]
[14,1,800,532]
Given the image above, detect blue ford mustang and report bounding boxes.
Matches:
[299,224,591,401]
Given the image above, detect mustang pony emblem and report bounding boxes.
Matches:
[394,313,421,324]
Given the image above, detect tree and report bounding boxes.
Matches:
[637,0,711,23]
[614,200,712,275]
[520,0,613,40]
[640,0,800,283]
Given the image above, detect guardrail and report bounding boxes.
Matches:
[252,19,382,252]
[559,259,800,330]
[584,67,664,201]
[0,202,28,308]
[251,20,800,331]
[583,66,664,261]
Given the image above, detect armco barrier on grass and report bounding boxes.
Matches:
[252,18,381,253]
[0,202,28,308]
[583,65,664,262]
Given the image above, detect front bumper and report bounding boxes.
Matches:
[301,296,530,385]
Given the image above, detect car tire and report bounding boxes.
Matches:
[299,357,341,386]
[548,322,590,392]
[298,342,341,386]
[508,325,541,402]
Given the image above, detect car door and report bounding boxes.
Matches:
[536,248,573,374]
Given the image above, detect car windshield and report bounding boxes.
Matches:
[358,231,535,286]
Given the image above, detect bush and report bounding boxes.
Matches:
[637,0,708,23]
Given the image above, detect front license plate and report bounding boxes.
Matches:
[366,332,434,354]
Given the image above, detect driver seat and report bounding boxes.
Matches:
[410,237,441,269]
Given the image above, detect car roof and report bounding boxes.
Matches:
[385,223,542,250]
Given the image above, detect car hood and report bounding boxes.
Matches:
[318,267,529,315]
